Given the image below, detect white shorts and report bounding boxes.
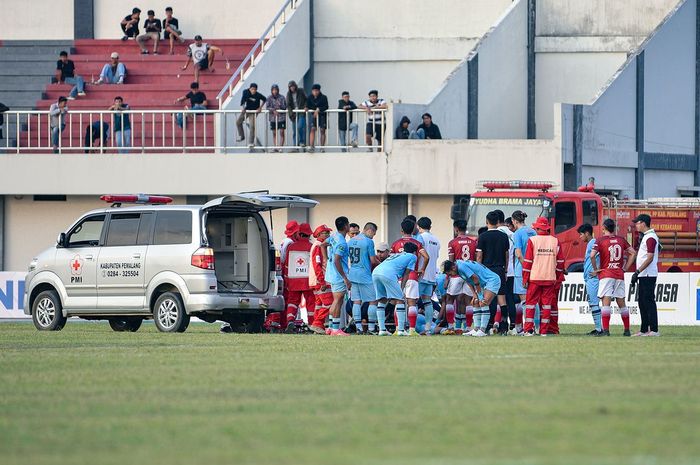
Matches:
[404,279,419,300]
[598,278,625,299]
[446,277,473,297]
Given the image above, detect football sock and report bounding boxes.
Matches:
[352,303,363,332]
[480,306,490,330]
[368,304,377,332]
[620,306,630,330]
[376,303,386,331]
[494,305,502,327]
[331,317,341,330]
[466,306,474,328]
[591,305,602,331]
[408,306,418,329]
[455,313,465,331]
[515,303,523,326]
[534,304,541,332]
[601,306,611,331]
[396,304,406,332]
[446,304,455,328]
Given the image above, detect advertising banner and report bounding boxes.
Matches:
[0,272,27,319]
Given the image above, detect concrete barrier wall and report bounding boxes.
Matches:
[312,0,512,105]
[0,0,74,40]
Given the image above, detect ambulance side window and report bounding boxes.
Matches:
[67,215,106,248]
[554,202,576,234]
[105,213,141,247]
[582,200,598,226]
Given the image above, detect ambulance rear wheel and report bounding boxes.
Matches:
[32,290,67,331]
[109,317,143,332]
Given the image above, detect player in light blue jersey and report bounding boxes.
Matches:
[578,223,602,335]
[512,211,537,334]
[443,259,501,337]
[348,222,379,334]
[321,216,351,336]
[372,242,419,336]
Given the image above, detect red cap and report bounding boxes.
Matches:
[284,220,299,238]
[313,224,332,238]
[299,223,313,236]
[532,217,551,231]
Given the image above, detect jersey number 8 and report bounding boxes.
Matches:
[349,247,361,265]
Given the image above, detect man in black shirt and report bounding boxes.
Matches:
[476,210,510,334]
[120,8,141,41]
[175,82,208,128]
[55,51,86,100]
[395,116,411,139]
[414,113,442,139]
[136,10,162,54]
[163,7,184,55]
[337,91,358,150]
[307,84,328,152]
[236,83,266,148]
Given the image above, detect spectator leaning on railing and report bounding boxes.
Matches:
[94,53,127,85]
[266,84,287,151]
[307,84,329,153]
[56,51,86,100]
[136,10,162,55]
[120,7,141,41]
[338,91,358,150]
[163,7,184,55]
[49,96,68,154]
[109,96,131,154]
[286,81,307,149]
[175,82,208,129]
[236,82,266,149]
[360,90,387,152]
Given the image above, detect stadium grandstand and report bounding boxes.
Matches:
[0,0,698,272]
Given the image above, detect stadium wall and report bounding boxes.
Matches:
[0,0,74,40]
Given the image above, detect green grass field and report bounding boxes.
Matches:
[1,322,699,465]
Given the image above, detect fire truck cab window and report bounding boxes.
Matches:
[554,202,576,234]
[582,200,598,226]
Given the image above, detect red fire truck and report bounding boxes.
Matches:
[460,180,700,272]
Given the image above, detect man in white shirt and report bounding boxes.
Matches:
[359,89,387,152]
[414,217,442,335]
[182,35,222,83]
[631,214,660,336]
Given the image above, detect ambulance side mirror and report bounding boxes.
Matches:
[57,233,66,248]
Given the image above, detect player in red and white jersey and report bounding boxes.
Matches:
[390,218,429,335]
[446,220,478,333]
[590,218,636,336]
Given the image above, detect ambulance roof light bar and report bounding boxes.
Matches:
[481,180,554,192]
[100,194,173,207]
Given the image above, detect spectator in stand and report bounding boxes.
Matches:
[337,91,358,150]
[412,113,442,139]
[236,83,266,149]
[182,35,222,83]
[266,84,287,151]
[307,84,329,153]
[286,80,307,149]
[136,10,162,55]
[163,7,184,55]
[84,120,110,154]
[175,81,208,129]
[49,96,68,154]
[94,53,126,85]
[360,90,387,152]
[120,8,141,41]
[395,116,411,139]
[109,96,131,153]
[56,51,86,100]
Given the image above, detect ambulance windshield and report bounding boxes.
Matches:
[466,197,545,235]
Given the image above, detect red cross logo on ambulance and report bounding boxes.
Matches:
[70,255,83,276]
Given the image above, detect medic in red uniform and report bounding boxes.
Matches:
[282,223,315,333]
[308,224,333,334]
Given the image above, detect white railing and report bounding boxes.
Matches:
[216,0,301,108]
[1,109,387,154]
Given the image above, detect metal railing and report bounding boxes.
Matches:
[1,108,386,154]
[216,0,301,108]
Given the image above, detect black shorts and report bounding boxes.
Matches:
[269,121,286,130]
[487,266,507,295]
[311,114,327,129]
[196,57,208,70]
[366,121,383,141]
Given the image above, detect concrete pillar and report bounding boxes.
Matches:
[0,195,4,270]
